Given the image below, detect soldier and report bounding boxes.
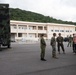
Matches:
[40,34,46,61]
[50,33,58,59]
[56,33,65,54]
[72,34,75,53]
[73,34,76,54]
[67,35,72,47]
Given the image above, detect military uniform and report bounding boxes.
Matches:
[56,36,65,54]
[50,36,57,58]
[40,36,46,60]
[67,36,72,47]
[72,34,75,53]
[73,35,76,53]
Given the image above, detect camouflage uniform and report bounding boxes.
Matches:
[50,36,57,57]
[67,35,72,47]
[56,36,65,54]
[72,34,75,52]
[40,36,46,60]
[73,35,76,53]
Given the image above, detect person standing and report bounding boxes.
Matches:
[72,34,75,53]
[73,34,76,54]
[56,33,65,54]
[40,34,46,61]
[50,33,58,59]
[67,35,72,47]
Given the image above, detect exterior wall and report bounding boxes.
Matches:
[47,23,75,39]
[10,20,76,41]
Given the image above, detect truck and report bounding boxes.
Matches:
[0,4,11,51]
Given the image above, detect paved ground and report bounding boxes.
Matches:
[0,41,76,75]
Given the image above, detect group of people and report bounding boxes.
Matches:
[40,33,76,61]
[67,34,76,53]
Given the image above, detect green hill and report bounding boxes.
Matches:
[10,8,76,25]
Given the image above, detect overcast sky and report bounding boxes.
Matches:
[0,0,76,22]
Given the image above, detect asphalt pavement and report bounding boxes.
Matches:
[0,41,76,75]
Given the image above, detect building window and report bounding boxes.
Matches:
[55,30,59,32]
[11,24,17,29]
[18,33,22,37]
[60,30,64,32]
[22,27,24,29]
[19,27,21,29]
[13,26,17,29]
[44,26,47,30]
[51,30,53,32]
[33,26,36,30]
[66,30,69,32]
[38,26,43,30]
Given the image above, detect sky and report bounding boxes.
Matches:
[0,0,76,22]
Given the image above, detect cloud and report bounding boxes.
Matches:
[0,0,76,22]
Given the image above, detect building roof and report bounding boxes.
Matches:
[10,20,75,27]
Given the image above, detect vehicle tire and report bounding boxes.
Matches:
[7,44,11,48]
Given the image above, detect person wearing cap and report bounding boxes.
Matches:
[40,34,46,61]
[56,33,65,54]
[73,34,76,54]
[50,33,58,59]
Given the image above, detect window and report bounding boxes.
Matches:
[33,26,36,30]
[66,30,69,32]
[18,33,22,37]
[22,27,24,29]
[13,26,17,29]
[55,30,59,32]
[51,30,53,32]
[11,24,17,29]
[19,27,21,29]
[38,26,43,30]
[44,26,47,30]
[60,30,64,32]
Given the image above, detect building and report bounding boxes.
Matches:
[10,20,76,41]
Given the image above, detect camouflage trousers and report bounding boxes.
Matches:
[67,42,72,47]
[40,46,46,59]
[52,45,56,57]
[57,43,65,52]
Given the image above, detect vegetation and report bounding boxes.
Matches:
[10,8,76,25]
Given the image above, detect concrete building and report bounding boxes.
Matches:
[10,20,76,41]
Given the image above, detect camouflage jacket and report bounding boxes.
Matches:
[40,37,46,46]
[56,36,63,43]
[68,36,72,42]
[50,37,56,46]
